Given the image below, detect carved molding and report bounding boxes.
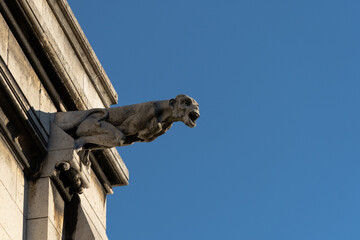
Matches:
[0,55,49,148]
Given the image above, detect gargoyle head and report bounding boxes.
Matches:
[170,94,200,128]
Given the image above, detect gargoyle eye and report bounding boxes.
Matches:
[183,100,191,106]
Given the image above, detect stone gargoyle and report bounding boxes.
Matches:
[54,94,200,151]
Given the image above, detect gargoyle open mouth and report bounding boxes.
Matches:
[188,111,200,126]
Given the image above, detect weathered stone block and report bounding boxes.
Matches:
[0,137,25,212]
[27,178,64,234]
[0,157,16,200]
[78,196,108,240]
[74,205,107,240]
[31,0,86,95]
[48,122,75,151]
[0,224,11,240]
[0,13,8,65]
[82,167,107,227]
[8,32,40,113]
[15,165,25,212]
[27,0,45,23]
[0,138,18,200]
[27,218,61,240]
[83,73,105,108]
[0,183,24,240]
[39,85,56,134]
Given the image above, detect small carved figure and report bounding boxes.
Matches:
[54,94,200,150]
[55,162,84,194]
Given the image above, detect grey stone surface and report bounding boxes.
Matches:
[0,183,24,240]
[27,178,65,235]
[26,0,117,109]
[77,196,108,240]
[47,122,75,151]
[15,166,25,213]
[7,30,41,115]
[0,137,25,212]
[55,94,200,150]
[5,20,57,135]
[39,122,109,238]
[74,205,107,240]
[39,85,56,134]
[106,148,129,182]
[82,167,107,228]
[0,13,8,64]
[83,73,105,108]
[43,123,91,195]
[0,224,11,240]
[0,138,18,200]
[27,218,62,240]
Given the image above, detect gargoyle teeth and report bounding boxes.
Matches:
[189,112,200,122]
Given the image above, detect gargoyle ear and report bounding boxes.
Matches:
[169,98,176,107]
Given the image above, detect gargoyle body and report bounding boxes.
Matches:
[54,94,200,150]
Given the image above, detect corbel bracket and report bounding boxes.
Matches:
[42,122,90,201]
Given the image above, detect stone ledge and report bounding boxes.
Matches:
[20,0,117,109]
[50,0,118,107]
[93,148,129,187]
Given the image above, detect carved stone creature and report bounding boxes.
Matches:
[54,94,200,150]
[55,162,84,194]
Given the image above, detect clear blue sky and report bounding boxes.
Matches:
[68,1,360,239]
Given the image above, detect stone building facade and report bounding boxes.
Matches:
[0,0,128,239]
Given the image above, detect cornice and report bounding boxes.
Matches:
[16,0,118,109]
[48,0,118,107]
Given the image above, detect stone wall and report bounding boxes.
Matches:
[0,0,128,239]
[0,136,25,240]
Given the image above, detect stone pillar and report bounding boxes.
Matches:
[27,178,64,240]
[26,122,93,240]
